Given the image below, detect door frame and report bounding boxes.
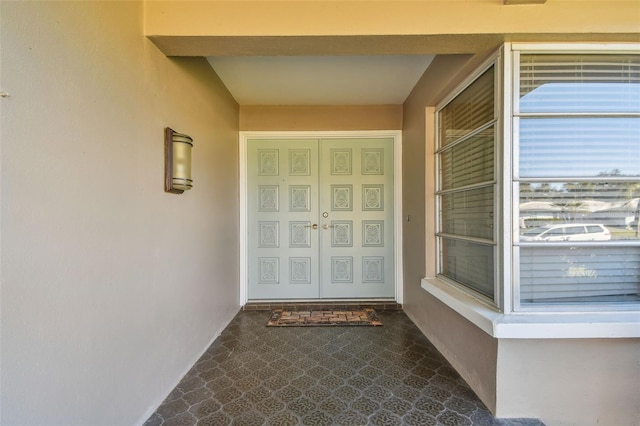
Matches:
[239,130,403,305]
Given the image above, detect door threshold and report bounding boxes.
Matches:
[243,300,402,311]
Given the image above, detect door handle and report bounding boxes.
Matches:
[322,224,335,229]
[305,224,319,230]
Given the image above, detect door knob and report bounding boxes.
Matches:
[306,223,318,230]
[322,224,335,229]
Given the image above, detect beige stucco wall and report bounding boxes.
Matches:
[401,54,501,412]
[497,338,640,426]
[146,0,640,37]
[0,2,240,425]
[145,0,640,56]
[240,105,402,131]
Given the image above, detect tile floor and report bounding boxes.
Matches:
[144,309,544,426]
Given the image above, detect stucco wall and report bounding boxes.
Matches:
[497,338,640,426]
[0,2,240,425]
[239,105,402,131]
[145,0,640,56]
[145,0,640,38]
[401,54,500,412]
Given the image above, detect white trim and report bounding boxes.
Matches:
[510,42,640,53]
[393,134,404,304]
[421,278,640,339]
[434,54,501,307]
[433,109,443,278]
[239,139,248,305]
[238,130,404,305]
[510,43,640,312]
[499,44,514,313]
[424,107,438,280]
[516,112,640,118]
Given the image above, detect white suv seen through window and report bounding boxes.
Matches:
[520,223,611,242]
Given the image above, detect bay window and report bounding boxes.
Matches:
[435,44,640,313]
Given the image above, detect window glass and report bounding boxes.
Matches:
[521,246,640,304]
[440,67,495,147]
[437,64,497,303]
[565,226,584,235]
[519,181,640,241]
[441,239,495,299]
[440,126,494,190]
[519,181,639,241]
[517,52,640,308]
[519,118,640,178]
[441,187,494,240]
[520,54,640,113]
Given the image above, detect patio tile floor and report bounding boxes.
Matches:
[144,309,544,426]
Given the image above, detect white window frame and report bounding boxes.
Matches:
[510,43,640,312]
[434,51,503,310]
[422,42,640,339]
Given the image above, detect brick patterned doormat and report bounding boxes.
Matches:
[266,308,382,327]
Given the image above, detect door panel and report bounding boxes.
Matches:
[247,137,394,300]
[247,139,320,299]
[319,138,395,298]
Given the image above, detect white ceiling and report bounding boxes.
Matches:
[206,55,435,105]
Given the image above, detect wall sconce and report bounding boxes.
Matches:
[165,127,193,193]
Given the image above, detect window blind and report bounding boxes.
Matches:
[440,67,495,147]
[520,54,640,113]
[519,118,640,178]
[442,239,494,299]
[442,187,494,240]
[517,53,640,306]
[521,246,640,303]
[441,127,495,190]
[437,65,497,302]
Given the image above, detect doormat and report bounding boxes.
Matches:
[266,308,382,327]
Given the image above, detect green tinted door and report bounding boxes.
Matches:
[247,137,394,300]
[319,138,395,298]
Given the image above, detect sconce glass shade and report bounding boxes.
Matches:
[165,127,193,193]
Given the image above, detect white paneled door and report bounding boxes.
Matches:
[247,137,394,300]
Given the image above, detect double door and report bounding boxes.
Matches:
[247,137,394,300]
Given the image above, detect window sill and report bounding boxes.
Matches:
[421,278,640,339]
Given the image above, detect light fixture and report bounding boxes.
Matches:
[164,127,193,193]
